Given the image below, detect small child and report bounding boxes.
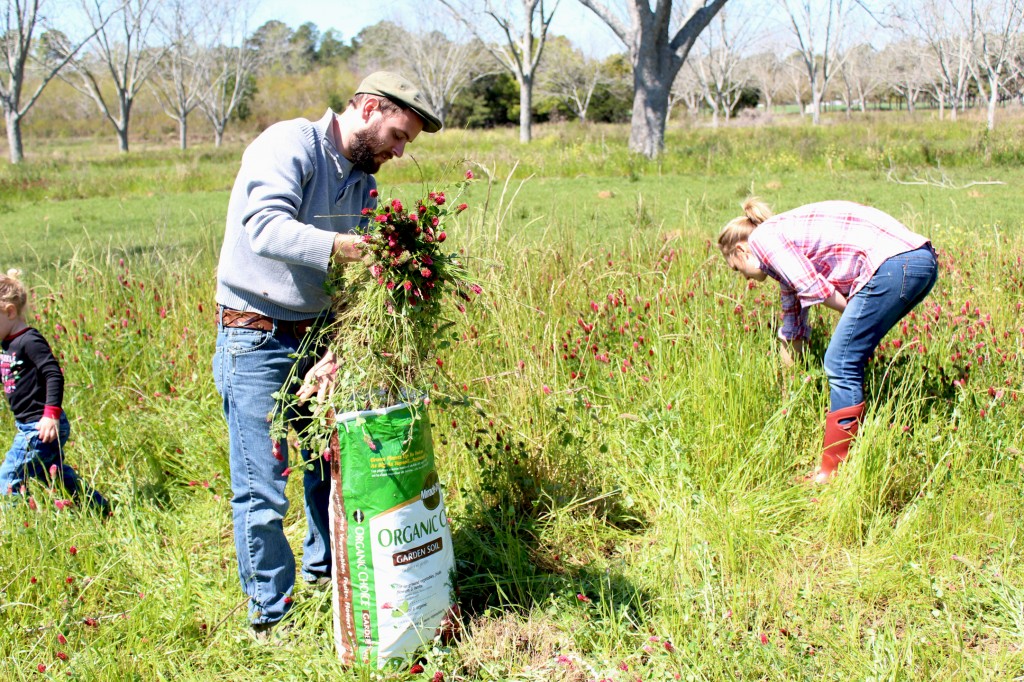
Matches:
[0,269,108,511]
[717,199,938,483]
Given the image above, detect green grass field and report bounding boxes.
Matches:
[2,113,1023,681]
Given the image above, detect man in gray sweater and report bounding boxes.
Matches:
[212,72,442,640]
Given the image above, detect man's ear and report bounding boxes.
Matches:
[360,96,381,122]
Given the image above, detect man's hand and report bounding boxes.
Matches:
[37,417,59,443]
[332,234,364,264]
[297,350,339,406]
[779,338,805,368]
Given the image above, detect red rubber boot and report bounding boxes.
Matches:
[809,402,865,484]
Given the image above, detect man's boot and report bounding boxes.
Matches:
[809,402,865,484]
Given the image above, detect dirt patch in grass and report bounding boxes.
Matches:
[458,612,590,681]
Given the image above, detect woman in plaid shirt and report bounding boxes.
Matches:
[717,198,938,483]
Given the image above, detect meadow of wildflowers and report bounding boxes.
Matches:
[1,115,1023,680]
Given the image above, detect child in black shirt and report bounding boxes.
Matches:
[0,269,107,511]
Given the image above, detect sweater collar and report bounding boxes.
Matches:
[317,109,361,184]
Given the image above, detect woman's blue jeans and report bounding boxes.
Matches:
[213,324,331,625]
[824,245,938,412]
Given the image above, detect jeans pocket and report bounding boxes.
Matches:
[900,263,937,302]
[222,328,274,357]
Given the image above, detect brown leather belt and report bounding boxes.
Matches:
[218,306,317,337]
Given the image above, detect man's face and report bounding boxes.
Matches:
[349,102,424,174]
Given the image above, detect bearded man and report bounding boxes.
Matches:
[212,72,442,640]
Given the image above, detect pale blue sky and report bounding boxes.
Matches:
[251,0,621,57]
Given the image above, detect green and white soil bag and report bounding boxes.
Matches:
[329,401,458,666]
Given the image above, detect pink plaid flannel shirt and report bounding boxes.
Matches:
[748,201,930,340]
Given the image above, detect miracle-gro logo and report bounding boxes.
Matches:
[377,512,447,548]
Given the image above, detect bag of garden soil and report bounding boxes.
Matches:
[329,401,459,666]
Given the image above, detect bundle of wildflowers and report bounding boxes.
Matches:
[271,173,480,446]
[325,179,479,407]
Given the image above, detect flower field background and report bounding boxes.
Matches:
[2,113,1023,681]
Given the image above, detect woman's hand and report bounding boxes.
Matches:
[779,338,805,368]
[823,290,847,313]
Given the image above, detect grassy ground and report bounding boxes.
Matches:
[1,114,1023,680]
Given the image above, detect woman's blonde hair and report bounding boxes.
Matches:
[0,269,28,313]
[717,197,774,255]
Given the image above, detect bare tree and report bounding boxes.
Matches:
[895,0,974,121]
[782,50,808,116]
[150,0,207,150]
[837,43,884,114]
[398,24,482,125]
[196,0,262,147]
[778,0,854,125]
[670,57,704,120]
[741,50,786,113]
[438,0,560,143]
[577,0,730,158]
[967,0,1024,130]
[63,0,163,153]
[1,0,110,163]
[881,39,932,113]
[537,36,608,123]
[688,9,750,126]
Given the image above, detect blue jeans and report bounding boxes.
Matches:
[824,245,938,412]
[212,323,331,625]
[0,414,106,509]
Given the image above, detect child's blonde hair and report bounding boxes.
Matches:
[717,197,774,256]
[0,269,28,313]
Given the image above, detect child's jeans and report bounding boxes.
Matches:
[0,414,107,509]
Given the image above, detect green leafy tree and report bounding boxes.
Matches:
[447,71,518,128]
[317,29,353,65]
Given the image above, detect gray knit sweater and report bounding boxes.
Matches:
[215,109,376,320]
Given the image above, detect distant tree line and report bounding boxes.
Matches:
[2,0,1023,163]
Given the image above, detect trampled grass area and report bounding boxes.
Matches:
[1,115,1023,680]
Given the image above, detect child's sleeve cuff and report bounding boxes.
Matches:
[42,405,63,419]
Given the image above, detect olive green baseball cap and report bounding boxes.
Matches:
[355,71,443,133]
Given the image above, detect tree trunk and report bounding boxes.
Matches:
[518,74,533,144]
[214,124,225,147]
[179,116,188,150]
[811,88,822,125]
[629,69,669,159]
[5,111,24,164]
[986,75,998,131]
[118,99,131,153]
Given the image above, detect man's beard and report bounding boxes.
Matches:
[350,121,385,174]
